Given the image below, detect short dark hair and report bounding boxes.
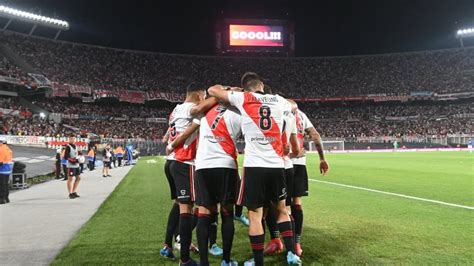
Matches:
[241,72,263,91]
[186,82,205,94]
[263,84,273,94]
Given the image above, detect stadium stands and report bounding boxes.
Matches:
[0,30,472,143]
[1,30,473,97]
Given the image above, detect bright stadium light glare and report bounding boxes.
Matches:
[0,5,69,30]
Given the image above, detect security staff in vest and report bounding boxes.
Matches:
[114,145,124,167]
[0,136,13,204]
[64,135,81,199]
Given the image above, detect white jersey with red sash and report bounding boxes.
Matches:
[195,104,242,170]
[228,91,285,168]
[167,102,200,165]
[281,100,297,169]
[291,109,314,166]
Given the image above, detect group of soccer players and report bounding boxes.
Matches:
[160,72,329,266]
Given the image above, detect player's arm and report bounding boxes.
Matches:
[166,122,200,154]
[289,133,301,158]
[162,128,170,143]
[207,85,230,103]
[190,97,218,116]
[305,127,329,175]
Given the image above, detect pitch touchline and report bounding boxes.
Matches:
[309,179,474,210]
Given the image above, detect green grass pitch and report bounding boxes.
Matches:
[52,152,474,265]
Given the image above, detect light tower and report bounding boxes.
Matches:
[0,5,69,39]
[456,27,474,47]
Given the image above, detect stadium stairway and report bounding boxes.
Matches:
[0,164,135,266]
[0,44,37,74]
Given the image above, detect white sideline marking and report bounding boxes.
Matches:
[309,179,474,210]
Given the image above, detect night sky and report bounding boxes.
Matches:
[2,0,473,56]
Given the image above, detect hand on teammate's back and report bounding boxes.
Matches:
[320,160,329,175]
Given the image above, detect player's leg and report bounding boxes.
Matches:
[195,168,223,265]
[264,207,283,255]
[208,211,220,253]
[171,161,197,265]
[234,174,250,226]
[161,160,179,259]
[291,164,308,256]
[239,167,266,266]
[219,168,238,265]
[269,168,301,265]
[291,197,303,256]
[196,205,213,266]
[248,207,265,266]
[220,204,235,264]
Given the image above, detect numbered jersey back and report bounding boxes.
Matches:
[228,91,285,168]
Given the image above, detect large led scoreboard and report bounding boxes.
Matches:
[216,19,295,56]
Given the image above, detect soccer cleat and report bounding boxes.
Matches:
[160,245,175,259]
[234,214,250,226]
[179,258,199,265]
[72,192,80,198]
[287,251,302,265]
[264,238,284,255]
[295,243,303,257]
[221,259,239,266]
[68,193,76,199]
[209,243,223,256]
[243,258,255,266]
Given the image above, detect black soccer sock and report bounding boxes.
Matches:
[179,213,193,262]
[290,214,296,246]
[209,212,218,247]
[249,234,265,266]
[278,221,295,253]
[196,213,211,266]
[192,208,199,230]
[234,204,243,217]
[291,204,303,243]
[165,203,180,247]
[221,208,235,263]
[265,208,280,240]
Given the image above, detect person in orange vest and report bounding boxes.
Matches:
[0,136,13,204]
[114,145,125,167]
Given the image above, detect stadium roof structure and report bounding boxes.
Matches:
[0,5,69,39]
[456,27,474,47]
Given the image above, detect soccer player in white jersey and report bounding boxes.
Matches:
[209,73,302,266]
[181,86,242,266]
[160,83,205,266]
[291,105,329,256]
[262,89,301,256]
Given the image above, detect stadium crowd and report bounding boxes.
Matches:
[33,98,173,118]
[1,94,471,140]
[1,31,473,98]
[0,57,33,83]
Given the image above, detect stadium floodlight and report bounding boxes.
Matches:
[456,27,474,47]
[0,5,69,30]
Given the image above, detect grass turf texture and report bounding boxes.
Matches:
[53,152,474,265]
